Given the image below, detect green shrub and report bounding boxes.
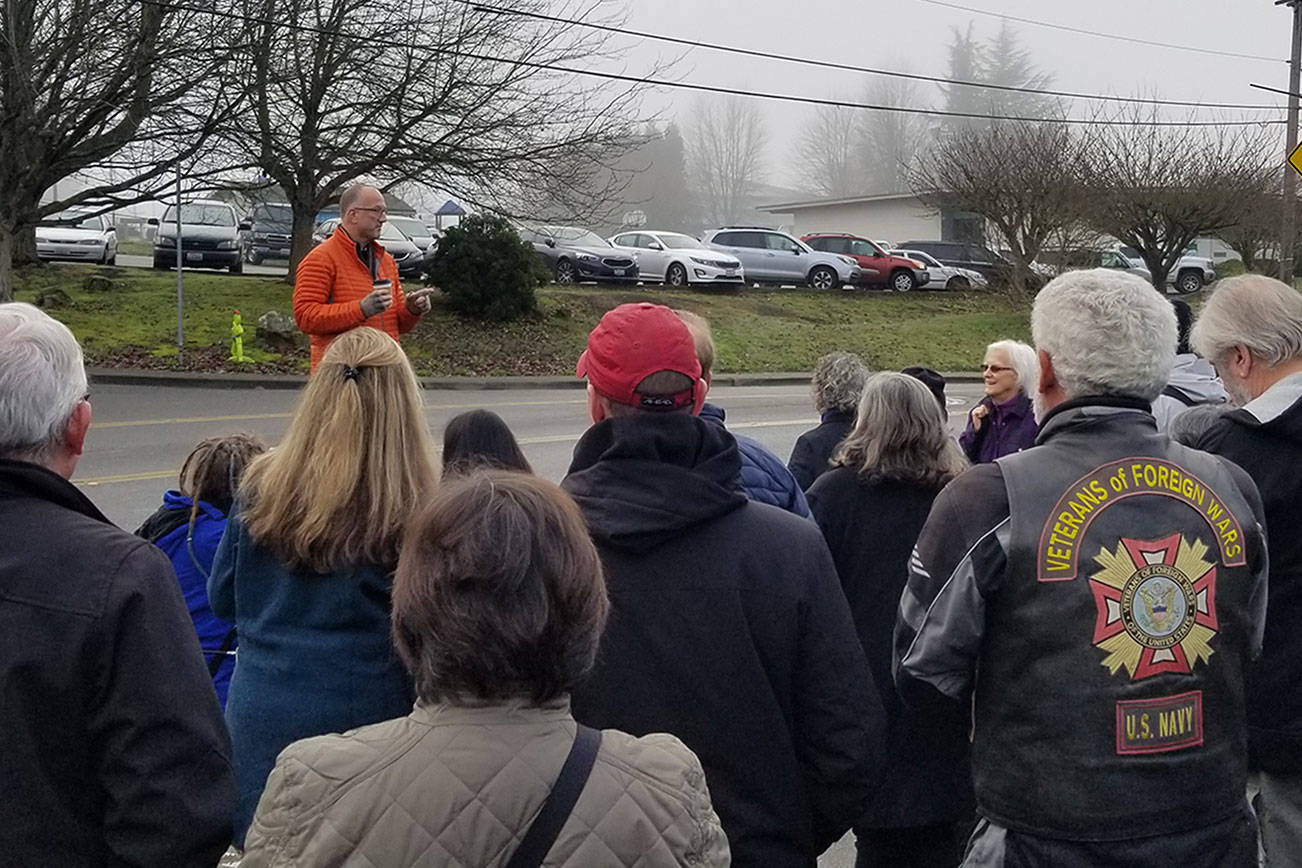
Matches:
[426,215,545,321]
[1214,259,1246,280]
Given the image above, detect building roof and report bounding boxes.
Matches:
[758,191,925,212]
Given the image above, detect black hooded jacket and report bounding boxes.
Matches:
[1196,378,1302,774]
[564,414,885,867]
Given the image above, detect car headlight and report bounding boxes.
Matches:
[217,240,236,250]
[575,252,597,262]
[158,236,176,247]
[907,259,926,269]
[689,256,715,266]
[838,255,857,267]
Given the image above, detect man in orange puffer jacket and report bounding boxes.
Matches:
[293,185,433,371]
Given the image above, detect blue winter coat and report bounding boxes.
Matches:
[136,491,236,707]
[208,508,414,846]
[699,403,811,518]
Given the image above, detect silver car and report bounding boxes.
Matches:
[608,230,743,287]
[36,209,118,265]
[701,227,860,289]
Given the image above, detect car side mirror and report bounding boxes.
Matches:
[648,242,663,251]
[872,251,882,257]
[545,238,556,248]
[238,221,252,231]
[106,226,116,233]
[791,246,802,255]
[147,218,159,226]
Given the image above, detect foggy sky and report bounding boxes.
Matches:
[616,0,1292,192]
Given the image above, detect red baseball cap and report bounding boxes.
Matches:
[576,303,702,411]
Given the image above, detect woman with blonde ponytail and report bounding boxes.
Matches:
[208,327,437,846]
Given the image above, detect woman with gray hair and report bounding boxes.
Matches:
[788,351,869,490]
[806,373,971,868]
[958,338,1039,463]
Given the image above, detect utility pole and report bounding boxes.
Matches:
[1280,0,1302,284]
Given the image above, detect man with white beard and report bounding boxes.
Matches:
[1192,274,1302,866]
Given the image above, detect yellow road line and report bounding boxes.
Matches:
[75,417,821,487]
[90,392,812,430]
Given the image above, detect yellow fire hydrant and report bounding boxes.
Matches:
[230,309,250,362]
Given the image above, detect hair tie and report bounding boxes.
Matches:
[342,366,361,381]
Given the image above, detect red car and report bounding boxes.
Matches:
[801,233,930,291]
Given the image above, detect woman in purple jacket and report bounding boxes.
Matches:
[959,339,1039,463]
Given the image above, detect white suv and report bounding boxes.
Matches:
[701,227,861,289]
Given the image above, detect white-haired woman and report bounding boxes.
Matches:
[806,372,972,868]
[959,338,1039,463]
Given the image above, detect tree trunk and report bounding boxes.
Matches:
[286,204,318,285]
[1142,251,1170,291]
[0,225,15,303]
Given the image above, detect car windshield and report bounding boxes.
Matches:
[162,204,235,227]
[387,217,427,237]
[898,250,940,268]
[846,239,882,257]
[44,211,102,230]
[657,233,704,249]
[379,221,409,243]
[542,226,610,247]
[255,204,293,223]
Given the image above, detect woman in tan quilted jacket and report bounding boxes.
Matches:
[241,471,730,867]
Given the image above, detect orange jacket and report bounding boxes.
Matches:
[293,227,422,370]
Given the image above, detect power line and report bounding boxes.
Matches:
[916,0,1286,64]
[465,0,1284,111]
[138,0,1286,128]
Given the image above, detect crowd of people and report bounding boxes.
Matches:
[1,262,1300,868]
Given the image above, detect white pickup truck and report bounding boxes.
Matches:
[1115,246,1216,294]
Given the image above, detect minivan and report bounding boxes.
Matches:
[150,199,243,273]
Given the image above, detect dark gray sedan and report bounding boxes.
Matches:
[520,225,639,285]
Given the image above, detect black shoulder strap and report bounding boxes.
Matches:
[1162,384,1198,407]
[505,725,602,868]
[206,628,238,678]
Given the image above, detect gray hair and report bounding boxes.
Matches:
[1031,268,1176,402]
[0,303,88,463]
[1191,274,1302,367]
[811,351,869,415]
[986,338,1039,397]
[832,372,967,486]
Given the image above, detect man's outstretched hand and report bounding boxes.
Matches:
[405,288,435,316]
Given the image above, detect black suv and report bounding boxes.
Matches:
[240,202,294,264]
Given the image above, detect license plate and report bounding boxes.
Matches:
[613,268,625,276]
[186,251,202,262]
[725,269,736,275]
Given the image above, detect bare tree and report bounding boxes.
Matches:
[910,121,1093,296]
[793,103,862,198]
[0,0,241,300]
[685,94,768,226]
[1080,112,1280,289]
[1218,192,1289,273]
[232,0,651,277]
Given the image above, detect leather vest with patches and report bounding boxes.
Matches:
[979,401,1263,840]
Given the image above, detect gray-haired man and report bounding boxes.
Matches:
[0,303,235,864]
[896,270,1268,866]
[1192,274,1302,866]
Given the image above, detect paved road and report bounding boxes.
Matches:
[117,253,288,278]
[77,380,986,530]
[76,379,985,868]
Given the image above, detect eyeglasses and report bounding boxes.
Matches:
[351,206,387,215]
[981,364,1013,374]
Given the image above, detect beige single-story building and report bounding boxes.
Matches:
[758,192,979,247]
[760,191,1242,262]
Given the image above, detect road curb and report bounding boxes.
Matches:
[88,368,985,390]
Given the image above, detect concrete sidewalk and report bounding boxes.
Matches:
[88,368,985,390]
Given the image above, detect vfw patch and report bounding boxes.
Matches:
[1088,533,1219,680]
